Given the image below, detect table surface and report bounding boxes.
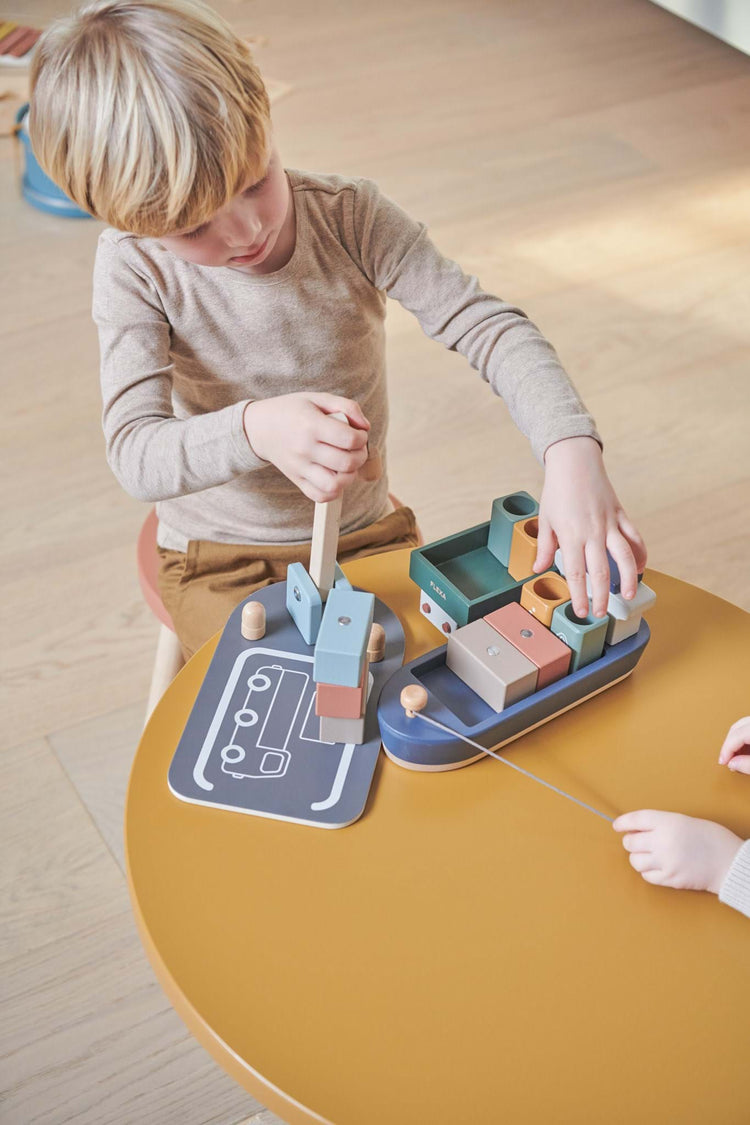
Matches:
[126,550,750,1125]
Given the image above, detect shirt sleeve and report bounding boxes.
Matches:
[719,838,750,919]
[92,232,266,503]
[350,178,601,464]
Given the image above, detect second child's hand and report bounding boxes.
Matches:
[243,392,370,503]
[533,436,648,619]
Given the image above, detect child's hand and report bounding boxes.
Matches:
[613,810,742,894]
[533,436,647,619]
[243,393,370,503]
[718,716,750,775]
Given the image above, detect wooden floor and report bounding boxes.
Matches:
[2,0,749,1121]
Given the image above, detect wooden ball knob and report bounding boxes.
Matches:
[400,684,428,718]
[367,622,386,662]
[241,600,266,640]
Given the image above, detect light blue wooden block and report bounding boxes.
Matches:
[334,563,353,590]
[487,491,539,567]
[286,562,322,645]
[551,602,607,672]
[313,588,375,687]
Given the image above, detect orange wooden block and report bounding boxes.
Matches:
[520,572,570,628]
[484,601,571,689]
[508,517,539,581]
[315,659,369,719]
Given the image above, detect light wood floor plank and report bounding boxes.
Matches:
[48,702,145,873]
[0,738,264,1124]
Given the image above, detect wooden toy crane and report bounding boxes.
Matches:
[167,411,407,828]
[284,413,384,746]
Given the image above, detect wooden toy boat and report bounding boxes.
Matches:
[377,619,650,771]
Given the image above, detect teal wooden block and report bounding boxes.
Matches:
[487,492,539,567]
[409,522,525,627]
[313,588,375,687]
[551,602,607,671]
[286,562,322,645]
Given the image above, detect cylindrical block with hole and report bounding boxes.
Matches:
[520,572,571,628]
[508,516,540,581]
[487,491,539,567]
[551,602,608,671]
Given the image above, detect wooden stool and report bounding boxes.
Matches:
[136,509,185,721]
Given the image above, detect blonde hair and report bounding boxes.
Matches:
[29,0,271,236]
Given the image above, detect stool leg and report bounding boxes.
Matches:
[145,623,185,723]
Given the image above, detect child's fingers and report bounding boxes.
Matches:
[310,394,370,432]
[620,831,654,853]
[312,439,368,476]
[629,851,659,874]
[300,463,345,503]
[719,720,750,765]
[532,517,557,573]
[613,809,661,833]
[584,539,611,618]
[558,542,588,617]
[318,412,369,452]
[617,511,648,572]
[728,754,750,775]
[640,868,666,886]
[606,529,638,601]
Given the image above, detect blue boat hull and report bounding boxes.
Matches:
[378,620,650,770]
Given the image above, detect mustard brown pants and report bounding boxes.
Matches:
[157,506,419,659]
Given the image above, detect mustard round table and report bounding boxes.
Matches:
[125,551,750,1125]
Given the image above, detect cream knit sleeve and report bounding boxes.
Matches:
[92,231,264,503]
[719,839,750,919]
[349,177,601,465]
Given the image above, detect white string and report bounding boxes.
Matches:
[408,708,614,823]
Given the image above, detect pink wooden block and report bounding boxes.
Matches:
[315,659,368,719]
[483,602,571,689]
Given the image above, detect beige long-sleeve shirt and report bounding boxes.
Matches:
[93,168,600,551]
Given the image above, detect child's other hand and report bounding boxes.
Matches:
[613,810,742,894]
[243,393,370,503]
[533,436,647,619]
[718,716,750,774]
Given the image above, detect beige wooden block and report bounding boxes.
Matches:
[446,619,538,712]
[309,491,342,601]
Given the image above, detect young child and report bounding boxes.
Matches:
[614,716,750,919]
[30,0,647,659]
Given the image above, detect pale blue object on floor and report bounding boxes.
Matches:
[313,588,374,687]
[15,103,91,218]
[551,602,608,672]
